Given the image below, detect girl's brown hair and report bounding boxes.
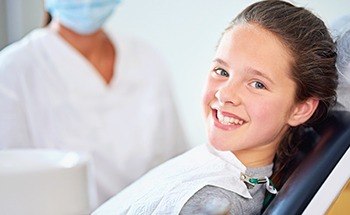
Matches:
[224,0,338,189]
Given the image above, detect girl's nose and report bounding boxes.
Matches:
[214,82,242,106]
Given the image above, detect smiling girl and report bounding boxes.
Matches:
[93,1,338,214]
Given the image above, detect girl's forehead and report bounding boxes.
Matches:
[217,24,293,69]
[214,23,296,89]
[221,23,287,49]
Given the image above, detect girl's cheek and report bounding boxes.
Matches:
[202,81,217,104]
[202,77,220,112]
[202,88,217,115]
[249,99,277,121]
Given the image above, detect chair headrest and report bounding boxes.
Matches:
[263,111,350,215]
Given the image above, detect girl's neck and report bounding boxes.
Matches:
[234,144,277,168]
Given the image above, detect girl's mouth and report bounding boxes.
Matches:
[216,110,244,125]
[211,109,246,130]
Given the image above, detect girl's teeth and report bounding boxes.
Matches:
[229,118,234,124]
[216,111,244,125]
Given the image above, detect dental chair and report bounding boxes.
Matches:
[262,110,350,214]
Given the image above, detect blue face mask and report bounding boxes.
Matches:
[45,0,121,35]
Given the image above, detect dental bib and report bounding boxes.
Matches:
[93,144,252,214]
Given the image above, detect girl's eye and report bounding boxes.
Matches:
[214,68,229,77]
[250,81,266,90]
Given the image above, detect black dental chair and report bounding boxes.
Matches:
[263,110,350,215]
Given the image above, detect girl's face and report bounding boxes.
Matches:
[203,24,298,166]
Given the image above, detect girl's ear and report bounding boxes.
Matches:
[288,98,319,126]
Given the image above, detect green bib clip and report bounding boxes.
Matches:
[240,173,278,194]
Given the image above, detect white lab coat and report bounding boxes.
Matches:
[0,28,188,206]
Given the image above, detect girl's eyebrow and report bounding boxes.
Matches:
[246,67,275,84]
[212,58,230,68]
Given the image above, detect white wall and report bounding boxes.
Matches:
[105,0,350,146]
[1,0,349,147]
[0,0,43,48]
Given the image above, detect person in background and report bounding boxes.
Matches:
[0,0,187,206]
[92,0,338,214]
[331,15,350,111]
